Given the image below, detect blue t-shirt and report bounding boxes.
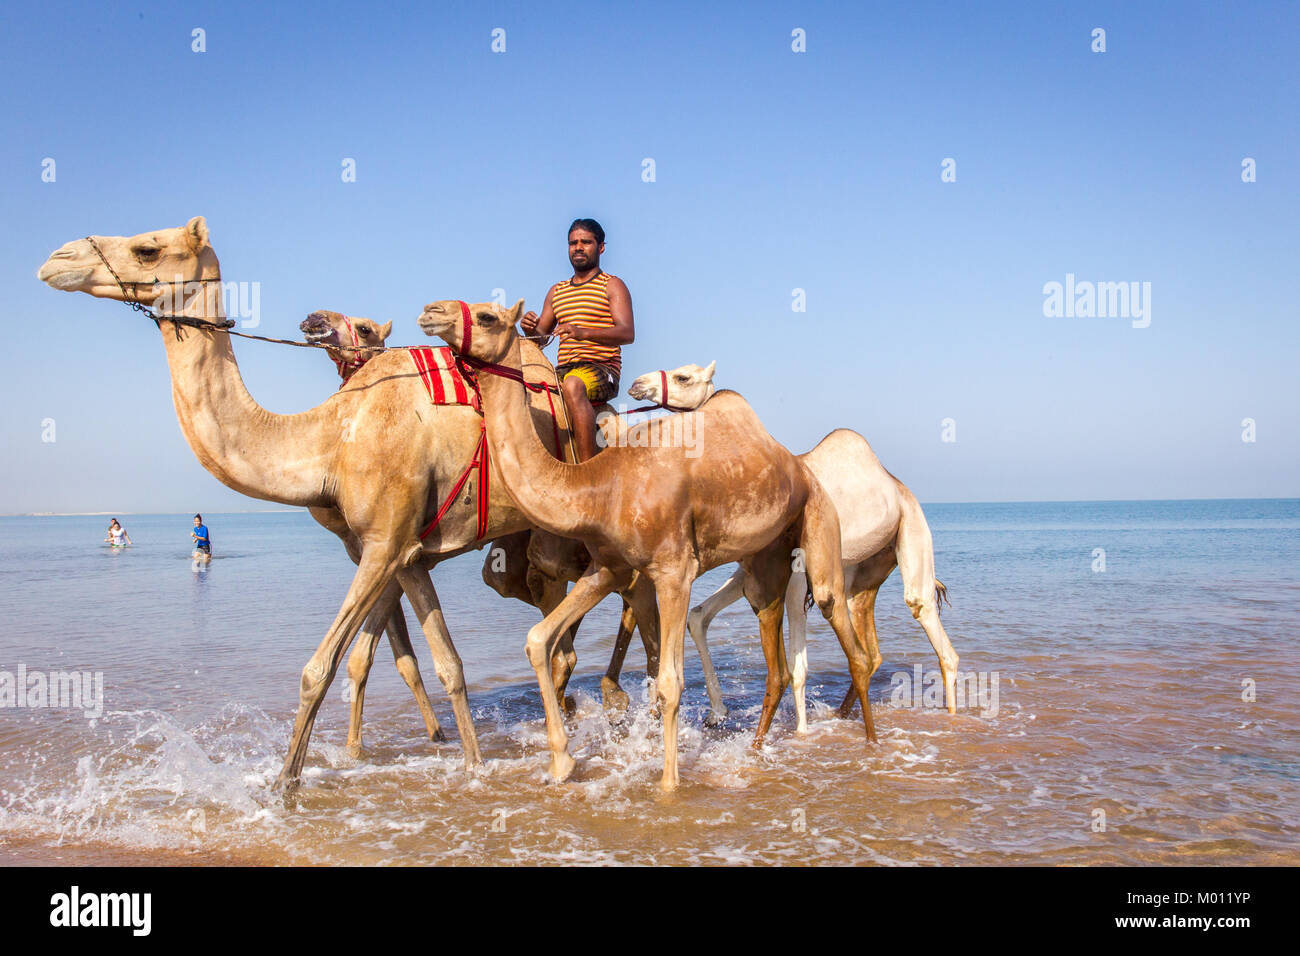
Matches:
[193,524,210,548]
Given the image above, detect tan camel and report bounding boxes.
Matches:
[688,430,958,730]
[301,311,662,735]
[300,310,391,385]
[292,309,448,757]
[419,299,879,790]
[36,218,575,791]
[481,364,720,710]
[605,365,960,729]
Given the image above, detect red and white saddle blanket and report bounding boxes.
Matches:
[409,346,480,411]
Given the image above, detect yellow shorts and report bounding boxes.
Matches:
[556,362,620,404]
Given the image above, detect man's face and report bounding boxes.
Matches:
[193,518,200,527]
[568,229,603,271]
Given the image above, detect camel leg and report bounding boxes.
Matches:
[628,575,661,678]
[686,567,744,724]
[395,567,482,769]
[648,572,694,791]
[345,582,445,759]
[800,480,878,744]
[344,582,394,758]
[896,491,960,714]
[531,573,581,714]
[784,570,811,734]
[525,563,629,782]
[838,549,896,718]
[601,600,638,713]
[275,549,401,791]
[751,595,791,747]
[384,603,446,743]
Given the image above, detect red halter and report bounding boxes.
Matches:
[626,369,694,414]
[417,301,564,543]
[331,315,371,383]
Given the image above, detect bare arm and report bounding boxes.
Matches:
[521,286,557,339]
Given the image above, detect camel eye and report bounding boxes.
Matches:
[674,375,689,383]
[477,312,497,326]
[134,246,160,260]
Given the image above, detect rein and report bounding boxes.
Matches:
[87,236,232,338]
[417,301,567,543]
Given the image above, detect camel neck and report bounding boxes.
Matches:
[156,262,338,506]
[478,335,597,539]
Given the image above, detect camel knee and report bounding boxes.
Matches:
[432,657,466,697]
[346,651,371,687]
[524,626,551,670]
[656,670,682,712]
[299,662,331,702]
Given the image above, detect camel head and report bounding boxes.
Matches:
[37,217,220,315]
[418,298,525,362]
[301,310,392,372]
[627,361,717,409]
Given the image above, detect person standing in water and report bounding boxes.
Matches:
[105,519,131,547]
[191,514,211,559]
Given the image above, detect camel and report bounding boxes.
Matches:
[688,431,958,730]
[607,366,960,730]
[291,308,448,756]
[419,299,879,790]
[36,217,583,791]
[300,310,391,385]
[477,363,729,710]
[477,365,720,711]
[298,308,664,734]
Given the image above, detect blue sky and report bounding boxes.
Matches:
[2,0,1297,512]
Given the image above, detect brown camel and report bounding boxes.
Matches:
[300,308,660,724]
[300,309,391,385]
[37,218,576,791]
[419,299,879,790]
[606,365,960,730]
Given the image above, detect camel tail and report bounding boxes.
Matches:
[934,579,951,614]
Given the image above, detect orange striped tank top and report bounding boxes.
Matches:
[552,272,621,373]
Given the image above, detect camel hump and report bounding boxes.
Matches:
[806,428,882,467]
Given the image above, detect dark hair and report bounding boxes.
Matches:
[194,514,202,521]
[568,218,605,244]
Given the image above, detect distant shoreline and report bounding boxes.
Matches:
[7,510,307,517]
[5,497,1298,518]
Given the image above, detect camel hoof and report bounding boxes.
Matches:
[562,695,578,716]
[703,707,728,728]
[601,677,630,715]
[345,743,365,761]
[838,703,856,720]
[794,722,810,736]
[431,727,448,743]
[550,752,576,783]
[271,771,300,797]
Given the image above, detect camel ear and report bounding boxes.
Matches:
[508,298,526,325]
[185,216,210,250]
[703,360,716,381]
[378,320,393,341]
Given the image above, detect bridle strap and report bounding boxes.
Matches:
[331,315,371,380]
[625,370,694,414]
[85,236,232,338]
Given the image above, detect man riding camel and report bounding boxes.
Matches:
[521,218,635,461]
